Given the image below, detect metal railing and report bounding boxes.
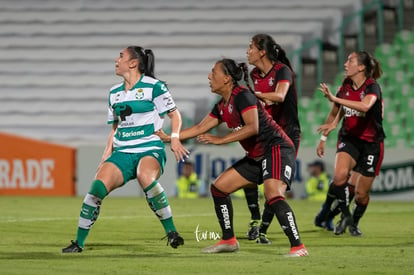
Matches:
[287,38,322,97]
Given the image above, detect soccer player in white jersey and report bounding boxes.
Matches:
[62,46,189,253]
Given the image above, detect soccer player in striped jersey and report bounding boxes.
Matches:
[62,46,189,253]
[160,58,308,256]
[317,51,385,236]
[245,34,301,244]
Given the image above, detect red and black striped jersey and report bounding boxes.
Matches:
[250,61,300,139]
[209,85,294,158]
[336,77,385,142]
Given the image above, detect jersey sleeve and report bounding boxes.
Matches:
[107,93,118,124]
[152,81,177,116]
[234,90,257,115]
[210,103,221,119]
[366,83,381,99]
[275,66,292,85]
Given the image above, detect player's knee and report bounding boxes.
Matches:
[333,168,349,186]
[355,191,369,205]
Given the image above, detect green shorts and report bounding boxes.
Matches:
[105,149,166,185]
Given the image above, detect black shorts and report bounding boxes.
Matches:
[233,144,296,189]
[337,135,384,177]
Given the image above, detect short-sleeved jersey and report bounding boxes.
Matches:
[107,75,176,153]
[336,77,385,142]
[209,85,294,159]
[250,62,300,138]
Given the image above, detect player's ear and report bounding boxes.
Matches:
[223,74,231,85]
[129,58,138,69]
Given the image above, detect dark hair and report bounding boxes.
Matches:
[127,46,155,78]
[251,33,292,70]
[218,58,254,93]
[356,51,382,80]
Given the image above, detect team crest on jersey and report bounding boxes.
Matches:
[254,79,258,85]
[268,77,274,86]
[136,89,144,100]
[360,91,366,100]
[338,142,346,149]
[228,104,233,114]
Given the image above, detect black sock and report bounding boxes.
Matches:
[211,185,234,240]
[328,183,354,220]
[319,182,336,221]
[268,196,302,247]
[353,199,369,226]
[243,186,261,220]
[259,202,274,234]
[331,184,351,217]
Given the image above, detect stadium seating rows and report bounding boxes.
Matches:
[0,0,379,145]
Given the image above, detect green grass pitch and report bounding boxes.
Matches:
[1,197,413,274]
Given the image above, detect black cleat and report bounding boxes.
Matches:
[256,233,272,245]
[334,216,353,235]
[62,240,83,253]
[349,225,363,237]
[165,231,184,249]
[315,216,334,231]
[246,220,260,240]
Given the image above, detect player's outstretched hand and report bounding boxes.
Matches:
[317,123,336,136]
[170,138,190,162]
[197,134,221,145]
[319,83,335,102]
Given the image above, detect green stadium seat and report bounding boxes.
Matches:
[374,44,397,64]
[393,30,414,49]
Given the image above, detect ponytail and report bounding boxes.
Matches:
[218,59,251,89]
[252,33,293,70]
[356,51,382,80]
[371,58,382,80]
[144,49,155,78]
[127,46,156,78]
[238,62,254,93]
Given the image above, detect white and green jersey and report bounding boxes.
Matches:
[107,75,176,153]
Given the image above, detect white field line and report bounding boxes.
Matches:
[0,213,215,223]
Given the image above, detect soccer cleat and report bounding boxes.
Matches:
[285,244,309,257]
[246,220,260,240]
[314,215,324,229]
[315,215,334,231]
[165,231,184,249]
[256,233,272,245]
[334,215,353,235]
[62,240,83,253]
[349,225,363,237]
[322,219,334,231]
[202,237,240,253]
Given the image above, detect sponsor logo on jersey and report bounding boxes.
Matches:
[152,152,159,159]
[343,106,365,117]
[136,88,144,100]
[254,79,258,85]
[163,95,174,107]
[367,167,375,173]
[360,91,366,100]
[338,142,346,149]
[268,77,274,86]
[120,129,145,138]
